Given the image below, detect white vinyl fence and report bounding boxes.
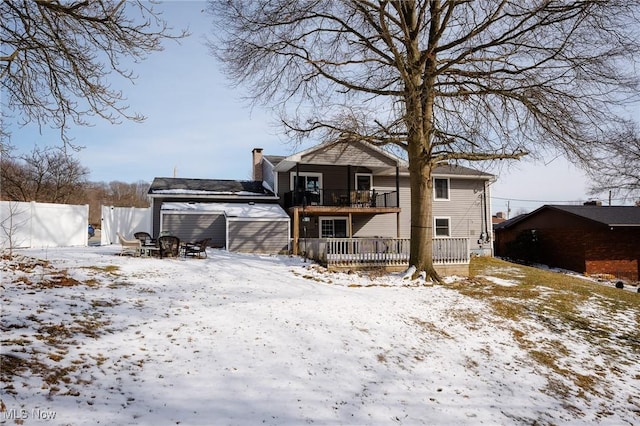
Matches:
[0,201,88,249]
[101,206,151,245]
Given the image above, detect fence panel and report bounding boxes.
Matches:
[1,201,88,249]
[101,206,152,245]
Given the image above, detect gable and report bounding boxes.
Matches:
[301,140,400,169]
[273,140,406,174]
[272,140,493,179]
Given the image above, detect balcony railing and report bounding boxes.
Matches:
[298,237,470,268]
[284,189,398,209]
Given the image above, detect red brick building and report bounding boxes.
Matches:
[494,205,640,281]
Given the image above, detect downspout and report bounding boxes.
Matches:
[481,183,488,243]
[485,182,489,242]
[396,165,400,237]
[478,179,492,256]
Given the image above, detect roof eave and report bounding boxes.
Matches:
[149,193,279,200]
[432,173,493,180]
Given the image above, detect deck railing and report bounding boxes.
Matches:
[284,189,398,209]
[299,237,470,267]
[432,237,471,264]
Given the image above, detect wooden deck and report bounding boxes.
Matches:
[299,237,470,270]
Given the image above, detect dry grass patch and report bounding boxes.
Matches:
[409,316,453,339]
[460,256,640,406]
[1,256,120,398]
[81,264,120,276]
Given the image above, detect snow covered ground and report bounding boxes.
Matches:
[1,246,638,425]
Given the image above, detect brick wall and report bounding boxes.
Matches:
[536,229,586,273]
[584,228,640,281]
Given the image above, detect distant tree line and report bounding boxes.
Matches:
[0,146,149,226]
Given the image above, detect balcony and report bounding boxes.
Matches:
[284,189,398,209]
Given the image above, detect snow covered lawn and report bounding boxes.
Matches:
[1,247,638,425]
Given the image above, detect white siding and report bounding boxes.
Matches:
[352,176,490,245]
[432,178,491,254]
[351,175,411,238]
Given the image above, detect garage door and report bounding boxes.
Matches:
[227,219,289,254]
[161,212,226,247]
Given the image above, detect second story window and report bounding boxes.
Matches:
[434,178,450,200]
[355,173,373,191]
[290,172,323,205]
[291,173,322,193]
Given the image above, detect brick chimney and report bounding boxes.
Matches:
[252,148,263,181]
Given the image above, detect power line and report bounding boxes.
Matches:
[491,196,630,204]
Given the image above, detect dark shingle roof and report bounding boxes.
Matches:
[149,178,272,196]
[497,205,640,229]
[433,164,494,178]
[547,205,640,226]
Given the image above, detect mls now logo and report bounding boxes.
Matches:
[3,408,57,420]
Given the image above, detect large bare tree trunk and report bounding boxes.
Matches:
[408,155,440,282]
[406,7,440,282]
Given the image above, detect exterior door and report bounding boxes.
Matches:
[291,172,323,205]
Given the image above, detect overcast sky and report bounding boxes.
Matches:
[5,1,637,216]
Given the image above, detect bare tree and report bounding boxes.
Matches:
[208,0,639,280]
[106,180,150,207]
[587,122,640,203]
[1,0,187,145]
[0,200,30,256]
[0,146,89,203]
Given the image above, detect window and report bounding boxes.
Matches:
[434,178,450,200]
[290,172,323,204]
[355,173,373,191]
[434,217,450,237]
[291,172,322,192]
[320,217,348,238]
